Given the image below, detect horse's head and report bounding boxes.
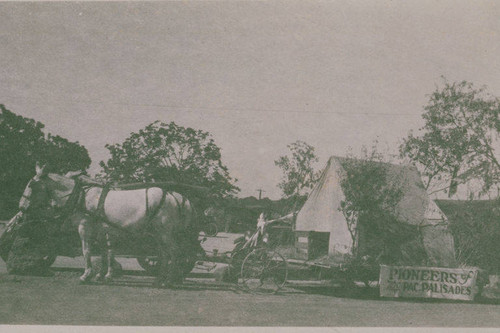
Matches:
[19,163,79,212]
[19,162,49,211]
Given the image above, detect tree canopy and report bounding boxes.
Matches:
[436,199,500,273]
[338,147,404,258]
[99,121,239,199]
[0,104,91,218]
[400,79,500,198]
[274,140,320,199]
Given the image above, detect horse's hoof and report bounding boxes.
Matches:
[79,269,93,284]
[79,277,91,284]
[104,275,113,284]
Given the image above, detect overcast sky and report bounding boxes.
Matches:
[1,1,499,199]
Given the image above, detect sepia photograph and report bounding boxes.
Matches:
[0,0,499,329]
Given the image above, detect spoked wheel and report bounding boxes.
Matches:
[240,248,287,294]
[136,233,162,275]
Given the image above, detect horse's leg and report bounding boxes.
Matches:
[159,228,183,288]
[153,219,179,288]
[104,232,114,282]
[155,243,168,288]
[153,193,193,288]
[94,252,107,281]
[78,218,93,283]
[94,229,108,282]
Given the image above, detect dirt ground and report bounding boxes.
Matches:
[0,225,499,327]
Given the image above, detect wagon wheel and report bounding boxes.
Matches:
[137,230,201,277]
[240,248,287,294]
[136,232,163,275]
[224,245,250,282]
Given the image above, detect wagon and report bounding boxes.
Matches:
[199,214,369,294]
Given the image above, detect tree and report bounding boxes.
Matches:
[400,79,500,198]
[0,104,91,218]
[338,146,404,258]
[40,133,92,174]
[99,121,239,199]
[274,140,320,199]
[437,200,500,273]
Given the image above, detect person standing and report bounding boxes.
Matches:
[250,213,266,247]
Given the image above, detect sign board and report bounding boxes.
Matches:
[379,265,481,301]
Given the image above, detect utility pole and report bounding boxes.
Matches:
[256,188,266,200]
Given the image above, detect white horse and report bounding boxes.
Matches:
[19,163,202,286]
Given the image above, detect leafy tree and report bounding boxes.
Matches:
[99,121,239,199]
[0,104,91,218]
[338,147,405,259]
[400,79,500,197]
[274,140,320,200]
[437,199,500,274]
[40,133,92,174]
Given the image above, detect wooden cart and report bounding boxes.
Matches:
[200,214,362,294]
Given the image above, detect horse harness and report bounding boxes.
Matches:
[79,182,168,236]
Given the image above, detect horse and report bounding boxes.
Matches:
[18,163,203,286]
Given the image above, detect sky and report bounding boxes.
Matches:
[1,1,499,199]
